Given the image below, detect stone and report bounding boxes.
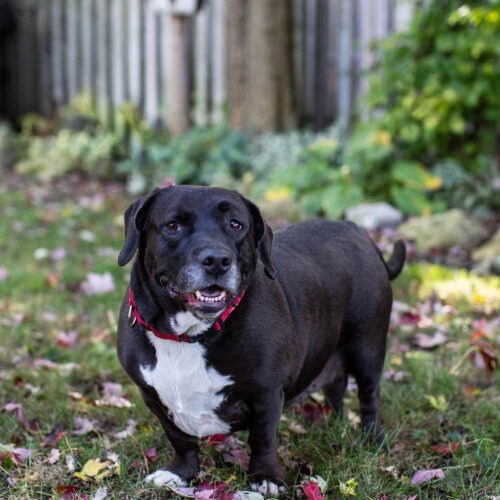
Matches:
[398,209,488,253]
[345,202,403,230]
[472,230,500,275]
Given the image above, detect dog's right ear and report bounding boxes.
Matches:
[118,191,158,266]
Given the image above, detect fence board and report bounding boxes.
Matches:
[1,0,419,131]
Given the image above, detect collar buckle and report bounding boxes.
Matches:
[128,304,137,328]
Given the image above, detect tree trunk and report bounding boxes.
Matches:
[227,0,294,133]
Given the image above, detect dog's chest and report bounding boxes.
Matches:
[140,332,233,438]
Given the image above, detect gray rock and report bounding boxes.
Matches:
[398,209,488,253]
[345,202,403,230]
[473,230,500,275]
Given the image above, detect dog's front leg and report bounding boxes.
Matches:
[247,388,286,496]
[141,389,200,487]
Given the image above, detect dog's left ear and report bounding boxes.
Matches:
[118,190,159,266]
[242,196,276,279]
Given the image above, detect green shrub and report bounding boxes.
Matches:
[15,129,121,181]
[345,0,500,215]
[266,138,363,219]
[119,126,251,193]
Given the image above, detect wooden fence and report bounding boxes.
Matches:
[0,0,417,132]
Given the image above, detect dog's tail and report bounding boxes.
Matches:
[383,240,406,280]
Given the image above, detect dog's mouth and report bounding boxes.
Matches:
[164,283,230,314]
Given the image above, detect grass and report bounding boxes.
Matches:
[0,174,498,499]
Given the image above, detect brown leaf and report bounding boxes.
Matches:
[429,442,460,455]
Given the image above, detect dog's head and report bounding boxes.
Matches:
[118,185,275,319]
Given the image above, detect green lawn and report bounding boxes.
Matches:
[0,175,498,499]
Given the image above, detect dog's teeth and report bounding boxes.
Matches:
[194,290,226,303]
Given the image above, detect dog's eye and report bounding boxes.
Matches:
[163,221,181,232]
[230,219,243,231]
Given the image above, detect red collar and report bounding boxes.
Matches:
[127,287,246,343]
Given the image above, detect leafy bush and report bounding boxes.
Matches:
[15,129,121,181]
[344,0,500,214]
[265,138,363,219]
[119,126,251,193]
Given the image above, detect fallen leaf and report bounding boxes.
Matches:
[94,487,108,500]
[288,421,308,434]
[165,483,197,498]
[470,341,497,376]
[293,399,332,424]
[56,485,80,496]
[81,272,115,295]
[57,330,79,348]
[302,480,325,499]
[94,395,132,408]
[338,478,358,496]
[113,419,137,440]
[383,369,410,382]
[410,468,445,485]
[413,331,448,349]
[66,455,77,473]
[0,444,35,465]
[74,458,112,482]
[429,442,460,455]
[223,448,250,469]
[43,429,67,447]
[425,394,448,412]
[72,417,101,436]
[0,266,8,281]
[145,448,159,463]
[205,434,228,446]
[46,448,61,464]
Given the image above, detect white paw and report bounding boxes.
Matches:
[250,480,284,497]
[144,469,187,487]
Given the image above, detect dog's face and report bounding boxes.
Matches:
[118,186,275,319]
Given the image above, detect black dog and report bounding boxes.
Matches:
[117,185,405,495]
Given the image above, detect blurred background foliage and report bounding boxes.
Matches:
[1,0,499,219]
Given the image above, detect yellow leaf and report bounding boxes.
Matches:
[339,477,359,496]
[264,187,293,202]
[74,458,112,482]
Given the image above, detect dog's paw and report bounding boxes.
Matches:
[250,479,285,497]
[145,469,187,487]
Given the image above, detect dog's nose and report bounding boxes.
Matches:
[199,249,232,276]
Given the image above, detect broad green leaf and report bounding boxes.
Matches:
[391,161,442,190]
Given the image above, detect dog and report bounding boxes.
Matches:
[116,185,405,495]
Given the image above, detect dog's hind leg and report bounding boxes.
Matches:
[323,353,348,416]
[346,325,387,444]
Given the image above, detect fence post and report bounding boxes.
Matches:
[169,14,190,136]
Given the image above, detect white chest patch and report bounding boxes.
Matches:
[140,331,233,438]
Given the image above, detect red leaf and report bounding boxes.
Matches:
[294,401,332,424]
[222,448,250,469]
[400,311,421,325]
[302,481,325,500]
[429,442,460,455]
[196,480,233,499]
[43,429,67,447]
[57,331,79,348]
[56,485,80,495]
[144,448,159,463]
[205,434,228,446]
